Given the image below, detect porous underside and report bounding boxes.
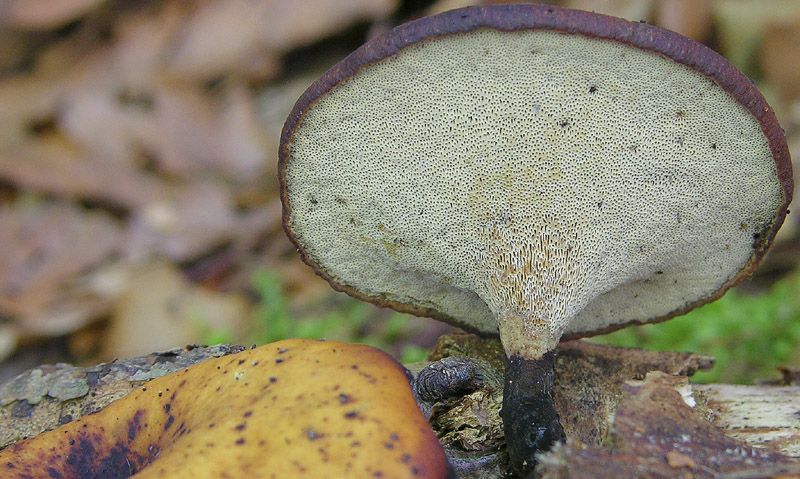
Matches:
[284,28,784,342]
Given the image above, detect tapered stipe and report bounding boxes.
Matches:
[501,352,564,477]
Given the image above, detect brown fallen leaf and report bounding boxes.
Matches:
[564,0,654,22]
[0,200,121,328]
[167,0,399,82]
[137,80,270,181]
[0,0,104,30]
[123,180,247,262]
[0,323,17,363]
[101,261,251,360]
[762,17,800,104]
[0,135,166,209]
[655,0,712,42]
[714,0,800,74]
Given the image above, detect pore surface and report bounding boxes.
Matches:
[285,28,782,337]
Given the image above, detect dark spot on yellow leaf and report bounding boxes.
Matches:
[128,409,144,440]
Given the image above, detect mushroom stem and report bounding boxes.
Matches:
[501,351,564,477]
[482,221,580,474]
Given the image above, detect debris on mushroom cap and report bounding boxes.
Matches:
[280,4,792,355]
[0,339,451,479]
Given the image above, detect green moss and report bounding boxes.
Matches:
[249,267,800,383]
[592,271,800,384]
[249,268,428,362]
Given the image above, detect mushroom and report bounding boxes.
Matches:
[0,339,451,479]
[279,4,793,476]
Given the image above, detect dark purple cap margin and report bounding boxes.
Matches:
[279,3,793,337]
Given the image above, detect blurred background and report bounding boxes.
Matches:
[0,0,798,385]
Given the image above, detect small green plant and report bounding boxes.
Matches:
[250,268,429,363]
[593,270,800,384]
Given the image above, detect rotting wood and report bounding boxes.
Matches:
[695,383,800,456]
[0,344,242,449]
[417,334,800,478]
[1,334,799,479]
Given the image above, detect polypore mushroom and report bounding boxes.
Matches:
[0,339,451,479]
[279,4,792,476]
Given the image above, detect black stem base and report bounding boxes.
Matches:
[501,351,565,477]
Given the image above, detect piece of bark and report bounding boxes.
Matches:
[538,372,800,479]
[417,333,716,478]
[419,334,800,478]
[696,382,800,456]
[0,344,242,449]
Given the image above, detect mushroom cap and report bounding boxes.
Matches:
[0,339,451,479]
[280,4,792,341]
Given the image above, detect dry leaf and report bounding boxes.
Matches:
[0,0,104,30]
[0,73,64,147]
[0,323,17,363]
[655,0,712,42]
[168,0,399,82]
[138,80,270,181]
[426,0,483,16]
[123,180,245,262]
[564,0,654,22]
[713,0,800,74]
[111,2,186,89]
[0,200,121,327]
[0,135,166,209]
[102,261,251,360]
[165,0,282,82]
[762,18,800,104]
